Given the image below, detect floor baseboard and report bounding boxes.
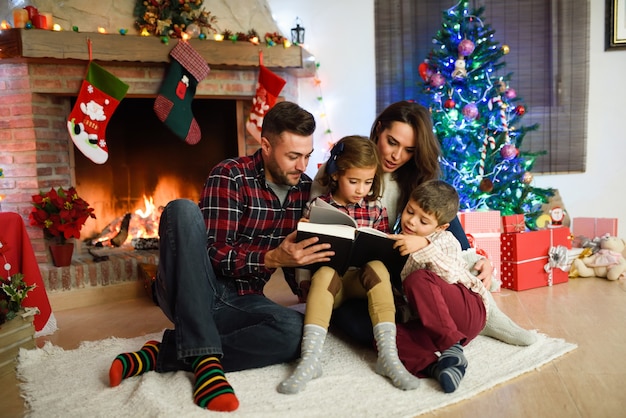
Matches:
[47,281,148,312]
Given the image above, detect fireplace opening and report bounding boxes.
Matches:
[74,98,239,244]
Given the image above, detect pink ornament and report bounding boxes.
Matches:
[505,88,517,99]
[500,144,518,160]
[458,39,475,57]
[429,73,446,88]
[462,103,479,120]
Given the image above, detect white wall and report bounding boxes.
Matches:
[268,0,625,236]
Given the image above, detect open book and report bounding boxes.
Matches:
[297,199,408,276]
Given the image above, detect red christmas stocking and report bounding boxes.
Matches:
[67,62,129,164]
[154,41,210,145]
[245,63,286,143]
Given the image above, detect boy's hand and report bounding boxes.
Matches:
[389,234,430,256]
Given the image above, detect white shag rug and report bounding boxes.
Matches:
[17,331,576,418]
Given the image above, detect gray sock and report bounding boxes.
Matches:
[374,322,420,390]
[480,292,538,346]
[277,324,325,394]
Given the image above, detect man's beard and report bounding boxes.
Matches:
[265,156,301,186]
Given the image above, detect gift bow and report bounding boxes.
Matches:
[544,245,569,286]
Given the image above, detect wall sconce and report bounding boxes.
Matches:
[291,17,305,45]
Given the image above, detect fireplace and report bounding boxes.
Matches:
[0,29,311,292]
[74,98,239,240]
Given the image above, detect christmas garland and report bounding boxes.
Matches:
[134,0,218,38]
[134,0,289,45]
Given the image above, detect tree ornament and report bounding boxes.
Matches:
[462,103,479,120]
[418,61,430,81]
[500,144,518,160]
[502,45,510,54]
[452,55,467,79]
[458,39,475,56]
[429,73,446,88]
[495,80,506,93]
[505,88,517,100]
[522,171,533,184]
[479,177,494,192]
[514,105,526,116]
[444,98,456,109]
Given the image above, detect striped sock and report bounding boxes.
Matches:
[192,355,239,412]
[438,343,467,370]
[109,340,160,387]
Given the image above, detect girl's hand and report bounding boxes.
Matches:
[389,234,430,256]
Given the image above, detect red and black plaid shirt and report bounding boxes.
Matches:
[309,193,390,233]
[199,149,312,295]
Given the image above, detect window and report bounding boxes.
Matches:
[375,0,589,173]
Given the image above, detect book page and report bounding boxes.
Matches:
[297,220,356,240]
[308,199,358,228]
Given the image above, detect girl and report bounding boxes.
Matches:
[278,135,419,394]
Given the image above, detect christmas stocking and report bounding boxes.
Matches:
[67,62,129,164]
[245,63,286,143]
[154,41,210,145]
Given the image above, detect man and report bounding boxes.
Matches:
[107,102,334,412]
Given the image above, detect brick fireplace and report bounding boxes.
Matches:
[0,29,312,293]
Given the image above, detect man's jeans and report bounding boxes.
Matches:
[154,199,303,373]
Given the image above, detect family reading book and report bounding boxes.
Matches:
[296,199,408,275]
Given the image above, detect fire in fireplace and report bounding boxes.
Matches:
[74,98,239,243]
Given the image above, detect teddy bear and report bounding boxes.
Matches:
[571,235,626,281]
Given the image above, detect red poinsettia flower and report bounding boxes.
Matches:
[28,187,96,244]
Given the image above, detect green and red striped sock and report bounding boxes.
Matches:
[109,340,160,387]
[192,355,239,412]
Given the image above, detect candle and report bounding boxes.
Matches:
[39,12,53,30]
[32,14,48,30]
[12,8,28,28]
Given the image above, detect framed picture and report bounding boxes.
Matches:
[606,0,626,49]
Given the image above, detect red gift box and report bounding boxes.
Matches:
[458,210,501,233]
[459,210,501,283]
[572,217,618,241]
[500,228,572,291]
[502,214,525,233]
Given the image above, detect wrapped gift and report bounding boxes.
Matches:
[458,210,501,233]
[572,217,618,242]
[502,214,526,233]
[500,227,572,291]
[459,210,501,284]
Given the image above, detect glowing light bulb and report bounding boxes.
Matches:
[97,27,106,34]
[214,33,224,41]
[53,24,61,31]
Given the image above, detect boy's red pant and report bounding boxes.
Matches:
[396,270,486,376]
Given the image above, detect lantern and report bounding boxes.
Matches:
[291,17,305,45]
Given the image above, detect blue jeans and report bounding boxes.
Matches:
[154,199,303,373]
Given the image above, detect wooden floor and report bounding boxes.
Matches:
[2,275,626,417]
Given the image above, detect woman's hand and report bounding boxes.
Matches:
[389,234,430,256]
[473,257,493,290]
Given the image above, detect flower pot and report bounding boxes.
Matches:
[0,313,35,377]
[49,242,74,267]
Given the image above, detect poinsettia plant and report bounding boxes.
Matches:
[28,187,96,244]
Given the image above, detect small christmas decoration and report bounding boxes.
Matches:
[67,55,129,164]
[245,52,287,143]
[134,0,218,39]
[154,41,211,145]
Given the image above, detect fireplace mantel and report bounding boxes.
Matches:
[0,28,315,77]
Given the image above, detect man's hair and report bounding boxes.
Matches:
[409,180,460,225]
[261,101,316,144]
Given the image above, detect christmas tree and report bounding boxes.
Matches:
[419,0,553,229]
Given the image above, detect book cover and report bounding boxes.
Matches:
[297,201,407,276]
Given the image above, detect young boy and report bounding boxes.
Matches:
[391,179,536,393]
